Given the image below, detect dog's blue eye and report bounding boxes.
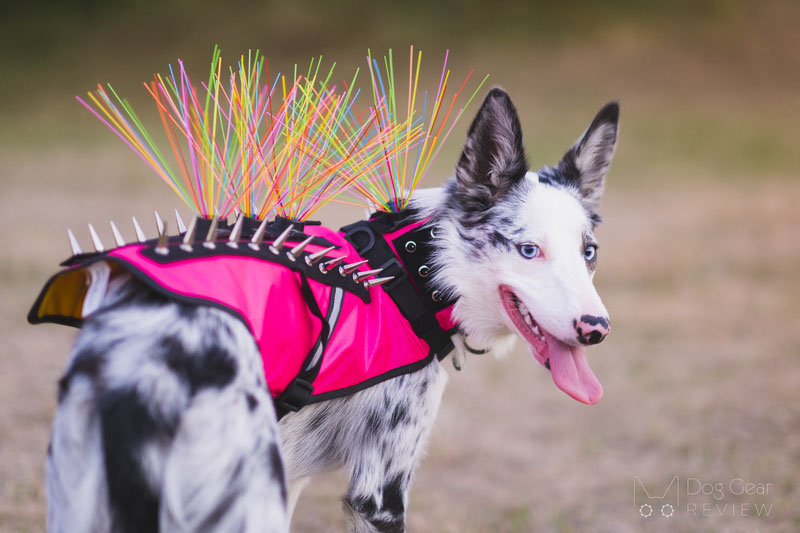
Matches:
[517,243,540,259]
[584,244,598,261]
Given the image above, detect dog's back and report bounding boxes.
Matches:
[48,276,288,532]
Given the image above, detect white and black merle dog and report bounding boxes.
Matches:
[47,88,619,532]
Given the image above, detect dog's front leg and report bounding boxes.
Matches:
[343,451,412,533]
[342,364,447,533]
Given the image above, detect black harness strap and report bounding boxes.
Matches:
[274,274,340,418]
[342,216,455,360]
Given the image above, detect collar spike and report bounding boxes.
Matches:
[364,276,395,289]
[319,255,346,274]
[132,216,147,242]
[109,221,126,247]
[249,218,269,250]
[339,259,369,276]
[305,245,336,266]
[269,224,295,254]
[88,223,105,252]
[67,229,82,255]
[155,221,169,255]
[227,214,244,248]
[174,210,187,233]
[288,235,314,259]
[353,268,383,283]
[154,211,165,235]
[180,216,198,251]
[203,216,218,249]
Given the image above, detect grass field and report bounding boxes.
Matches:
[1,1,799,531]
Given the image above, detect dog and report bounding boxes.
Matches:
[43,88,619,532]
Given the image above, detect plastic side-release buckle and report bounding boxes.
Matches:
[276,378,315,414]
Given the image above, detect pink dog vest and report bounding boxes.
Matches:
[29,213,458,415]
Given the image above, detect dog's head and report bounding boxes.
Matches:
[421,88,619,404]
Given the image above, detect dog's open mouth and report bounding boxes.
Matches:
[499,286,603,405]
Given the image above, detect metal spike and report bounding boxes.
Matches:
[226,215,244,248]
[155,221,169,255]
[88,224,105,252]
[287,235,314,260]
[248,218,269,250]
[67,229,82,255]
[353,268,383,283]
[319,255,346,274]
[132,216,146,242]
[175,209,187,233]
[203,216,218,249]
[154,211,165,235]
[339,259,369,276]
[363,276,395,289]
[110,221,126,247]
[180,216,198,252]
[305,245,336,266]
[269,224,295,254]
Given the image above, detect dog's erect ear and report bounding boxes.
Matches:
[454,88,528,209]
[556,102,619,212]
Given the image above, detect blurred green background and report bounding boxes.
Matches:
[1,1,799,532]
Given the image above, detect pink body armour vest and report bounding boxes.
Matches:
[29,213,457,415]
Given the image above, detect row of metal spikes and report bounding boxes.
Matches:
[66,210,394,290]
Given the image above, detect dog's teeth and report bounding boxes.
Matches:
[532,325,540,335]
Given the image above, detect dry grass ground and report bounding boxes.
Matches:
[1,2,800,531]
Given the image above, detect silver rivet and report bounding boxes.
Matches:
[432,290,443,302]
[418,265,430,277]
[405,240,417,253]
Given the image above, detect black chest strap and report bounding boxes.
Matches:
[341,213,456,361]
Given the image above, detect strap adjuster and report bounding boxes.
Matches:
[276,378,315,413]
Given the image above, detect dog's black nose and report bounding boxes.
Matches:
[575,315,610,345]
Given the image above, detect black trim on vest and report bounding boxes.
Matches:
[341,211,457,361]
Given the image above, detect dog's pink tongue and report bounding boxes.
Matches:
[547,338,603,405]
